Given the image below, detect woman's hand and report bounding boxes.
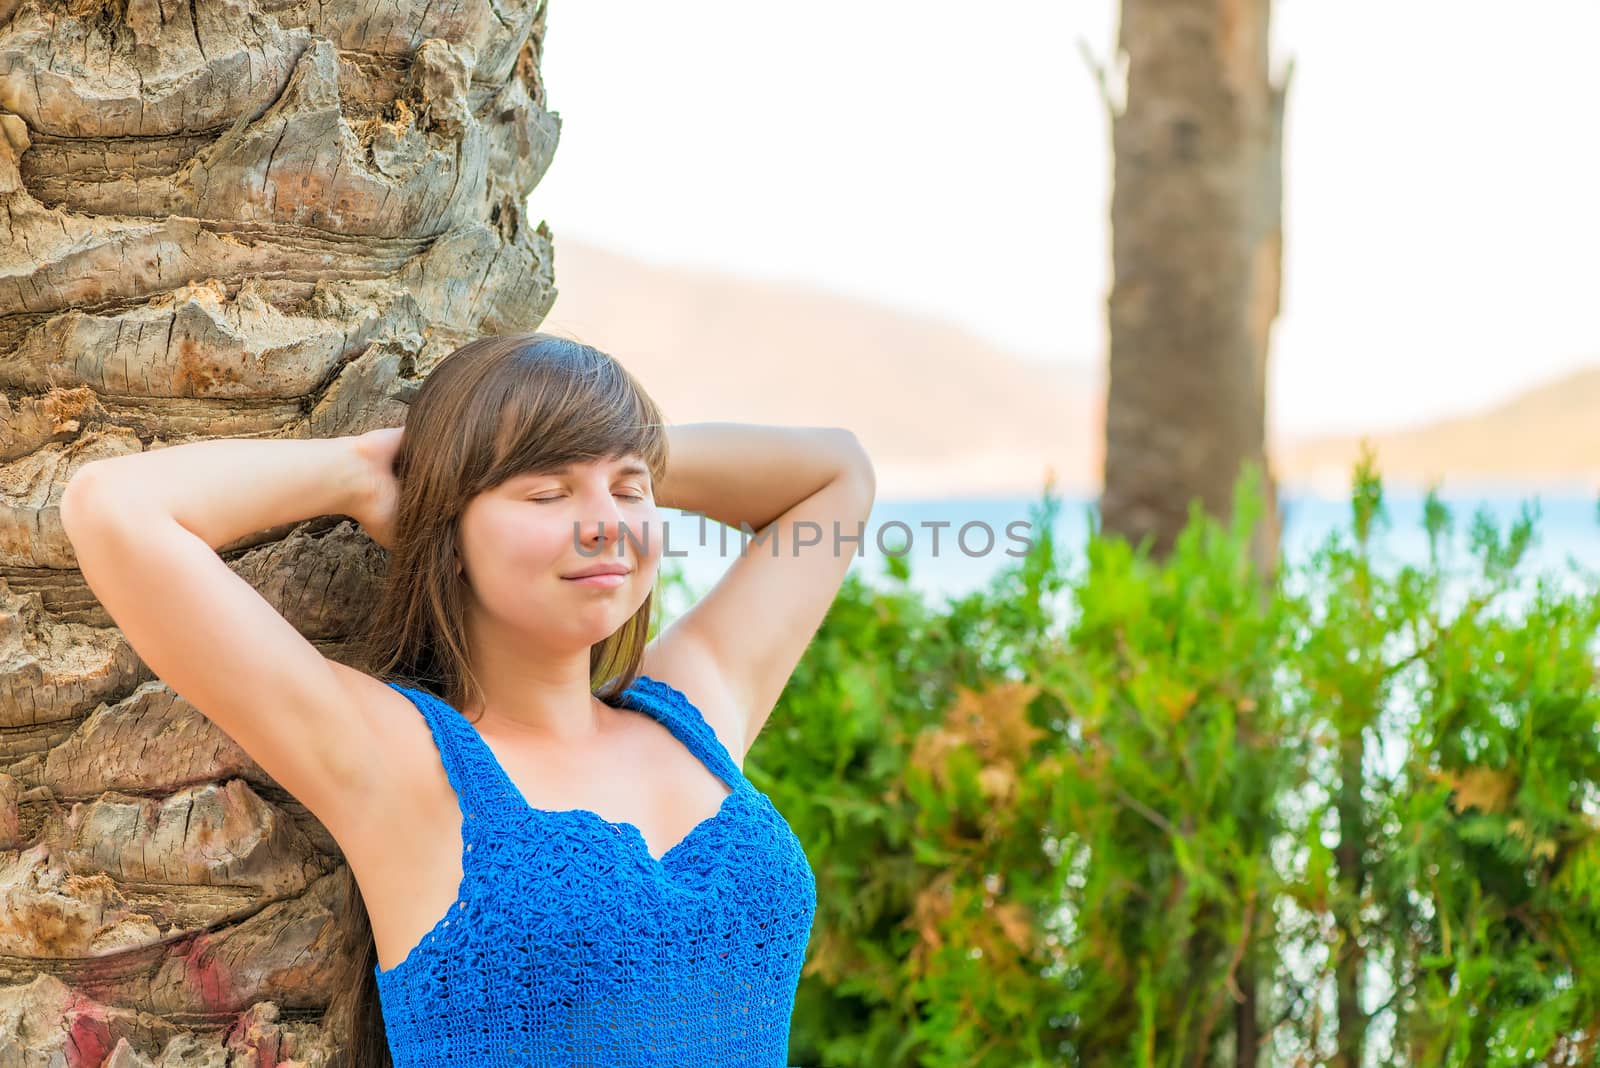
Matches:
[347,426,404,551]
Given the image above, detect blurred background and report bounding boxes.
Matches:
[526,0,1599,606]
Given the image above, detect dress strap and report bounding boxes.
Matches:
[384,682,512,825]
[385,676,747,823]
[623,674,747,791]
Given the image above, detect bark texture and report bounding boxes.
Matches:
[0,0,557,1061]
[1101,0,1286,575]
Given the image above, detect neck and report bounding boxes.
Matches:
[460,615,612,743]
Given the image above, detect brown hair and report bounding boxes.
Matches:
[332,332,671,1066]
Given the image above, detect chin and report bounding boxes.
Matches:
[577,601,637,629]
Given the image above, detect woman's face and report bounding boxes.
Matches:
[456,452,662,649]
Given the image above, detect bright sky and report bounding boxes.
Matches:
[527,1,1600,437]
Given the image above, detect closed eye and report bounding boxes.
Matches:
[530,493,648,503]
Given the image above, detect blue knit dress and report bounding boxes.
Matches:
[372,673,818,1067]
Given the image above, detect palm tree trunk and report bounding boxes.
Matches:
[1101,0,1288,577]
[0,2,556,1060]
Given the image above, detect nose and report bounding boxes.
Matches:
[574,492,628,554]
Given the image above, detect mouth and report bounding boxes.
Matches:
[562,563,631,579]
[561,562,631,588]
[563,571,628,589]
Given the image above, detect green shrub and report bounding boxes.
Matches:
[738,456,1599,1067]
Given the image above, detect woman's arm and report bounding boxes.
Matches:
[66,434,375,550]
[57,434,399,839]
[644,422,877,760]
[655,423,870,534]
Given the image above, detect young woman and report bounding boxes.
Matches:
[59,333,876,1067]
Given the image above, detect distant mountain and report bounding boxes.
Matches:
[542,239,1101,500]
[543,239,1598,501]
[1274,365,1600,496]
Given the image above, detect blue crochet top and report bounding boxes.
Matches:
[371,673,818,1067]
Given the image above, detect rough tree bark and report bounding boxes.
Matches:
[0,0,558,1062]
[1100,0,1288,579]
